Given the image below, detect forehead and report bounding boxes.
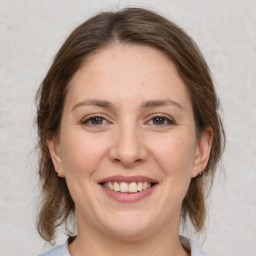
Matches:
[66,43,192,109]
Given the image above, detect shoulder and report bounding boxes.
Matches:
[39,237,207,256]
[189,239,208,256]
[180,236,208,256]
[38,241,70,256]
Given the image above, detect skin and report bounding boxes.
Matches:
[48,43,213,256]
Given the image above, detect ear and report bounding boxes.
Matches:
[47,134,65,178]
[191,127,213,178]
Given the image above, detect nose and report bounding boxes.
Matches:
[108,124,148,168]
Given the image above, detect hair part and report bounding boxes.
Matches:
[36,7,225,243]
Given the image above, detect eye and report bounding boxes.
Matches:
[148,116,176,126]
[81,116,107,126]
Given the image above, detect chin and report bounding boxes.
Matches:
[99,211,155,241]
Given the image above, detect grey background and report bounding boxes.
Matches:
[0,0,255,255]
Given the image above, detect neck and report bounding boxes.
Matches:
[69,214,189,256]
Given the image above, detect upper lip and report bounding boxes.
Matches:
[98,175,158,184]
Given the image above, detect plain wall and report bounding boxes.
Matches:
[0,0,255,255]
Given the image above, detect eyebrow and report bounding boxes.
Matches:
[72,99,184,112]
[141,99,184,111]
[72,99,113,111]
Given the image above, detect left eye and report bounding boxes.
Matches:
[148,116,175,126]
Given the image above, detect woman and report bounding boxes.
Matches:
[36,7,225,256]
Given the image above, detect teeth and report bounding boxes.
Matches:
[109,182,114,191]
[128,182,137,193]
[103,181,152,193]
[143,181,148,190]
[120,182,129,192]
[137,182,143,191]
[114,182,119,192]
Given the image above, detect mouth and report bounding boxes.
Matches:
[101,181,155,193]
[98,176,158,202]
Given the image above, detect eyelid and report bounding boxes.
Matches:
[80,113,176,127]
[81,114,111,126]
[145,114,177,126]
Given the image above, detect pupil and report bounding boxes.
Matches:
[154,117,164,124]
[92,117,102,124]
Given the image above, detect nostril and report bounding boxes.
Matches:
[113,158,121,163]
[111,157,144,168]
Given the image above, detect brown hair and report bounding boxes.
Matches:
[36,7,225,243]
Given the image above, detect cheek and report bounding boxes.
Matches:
[150,134,196,176]
[60,131,108,177]
[143,134,196,223]
[59,131,110,211]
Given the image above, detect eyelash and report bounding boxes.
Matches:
[81,115,108,126]
[146,115,176,126]
[81,114,176,127]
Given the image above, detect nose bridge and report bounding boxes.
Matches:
[109,119,147,167]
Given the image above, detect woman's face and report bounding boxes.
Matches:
[48,44,212,240]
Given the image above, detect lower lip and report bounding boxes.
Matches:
[100,185,157,203]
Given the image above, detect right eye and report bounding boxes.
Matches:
[81,116,107,126]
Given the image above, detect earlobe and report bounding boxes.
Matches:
[192,127,213,178]
[47,135,65,178]
[56,169,64,178]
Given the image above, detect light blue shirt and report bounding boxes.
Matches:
[39,237,207,256]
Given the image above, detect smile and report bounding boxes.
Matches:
[102,181,152,193]
[98,175,158,202]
